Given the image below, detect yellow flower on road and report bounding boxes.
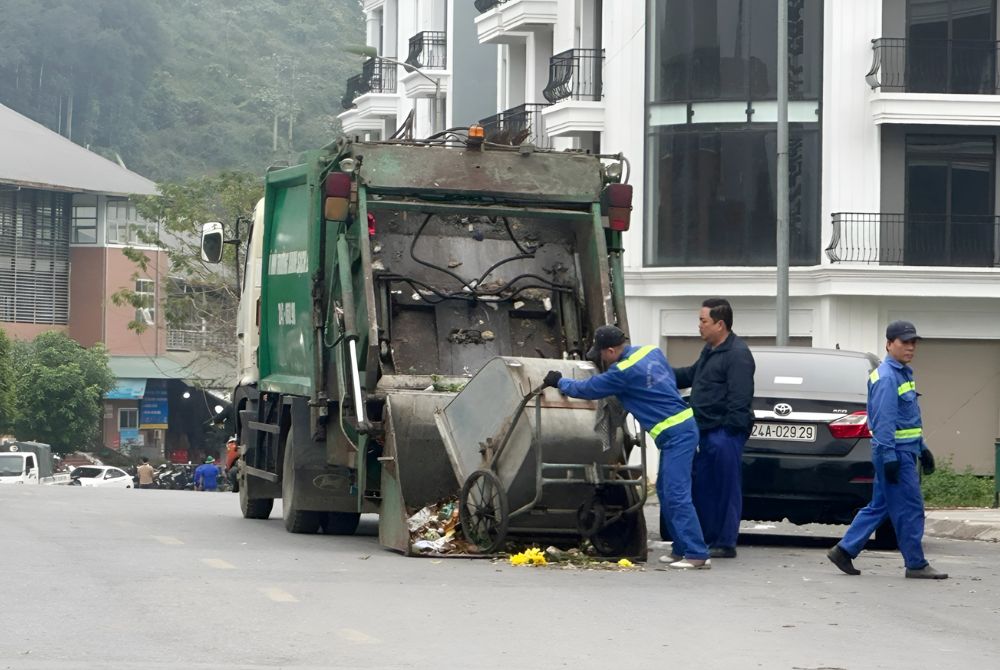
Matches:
[617,559,634,568]
[509,547,548,567]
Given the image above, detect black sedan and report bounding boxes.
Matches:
[742,347,890,542]
[664,346,894,547]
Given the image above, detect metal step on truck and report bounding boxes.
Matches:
[201,128,646,558]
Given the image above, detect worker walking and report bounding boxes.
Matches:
[827,321,947,579]
[544,325,710,569]
[672,298,755,559]
[193,456,221,492]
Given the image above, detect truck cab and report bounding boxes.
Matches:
[0,442,56,485]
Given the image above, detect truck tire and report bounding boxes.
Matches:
[239,470,274,520]
[282,427,323,534]
[320,512,361,536]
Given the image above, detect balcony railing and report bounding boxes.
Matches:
[475,0,506,12]
[361,57,397,95]
[543,48,604,103]
[341,59,398,109]
[478,103,550,146]
[866,38,1000,94]
[827,213,1000,267]
[167,328,234,353]
[405,31,447,70]
[341,73,365,110]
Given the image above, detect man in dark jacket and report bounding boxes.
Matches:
[673,298,755,559]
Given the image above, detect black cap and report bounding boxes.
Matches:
[586,325,628,360]
[886,320,920,342]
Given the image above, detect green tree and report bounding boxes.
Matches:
[14,332,115,453]
[112,172,262,368]
[0,329,16,435]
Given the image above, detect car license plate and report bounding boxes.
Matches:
[750,422,816,442]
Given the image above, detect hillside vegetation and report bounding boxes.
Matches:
[0,0,364,181]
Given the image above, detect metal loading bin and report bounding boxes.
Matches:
[435,356,648,560]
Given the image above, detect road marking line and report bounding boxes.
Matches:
[151,535,184,545]
[337,628,379,645]
[259,587,298,603]
[200,558,237,570]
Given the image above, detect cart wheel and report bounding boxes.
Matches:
[575,496,607,538]
[460,469,509,553]
[591,509,639,557]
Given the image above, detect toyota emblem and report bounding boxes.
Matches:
[774,403,793,417]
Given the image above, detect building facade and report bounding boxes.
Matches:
[1,103,224,461]
[339,0,499,140]
[337,2,1000,473]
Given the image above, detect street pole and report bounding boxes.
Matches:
[776,0,790,346]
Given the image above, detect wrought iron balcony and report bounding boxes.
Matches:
[475,0,505,12]
[866,38,1000,94]
[361,57,397,95]
[341,73,365,110]
[341,59,398,109]
[478,103,550,147]
[827,213,1000,267]
[543,48,604,103]
[405,31,447,70]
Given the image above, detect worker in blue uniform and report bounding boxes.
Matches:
[544,325,710,569]
[827,320,947,579]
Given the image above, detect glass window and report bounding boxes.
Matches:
[71,195,98,244]
[646,123,821,267]
[106,199,155,246]
[652,0,823,103]
[119,408,139,430]
[135,278,156,325]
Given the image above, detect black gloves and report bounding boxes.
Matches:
[883,459,900,485]
[920,448,936,476]
[543,370,563,388]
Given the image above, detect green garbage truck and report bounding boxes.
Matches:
[202,134,641,555]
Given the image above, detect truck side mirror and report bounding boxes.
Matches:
[201,222,224,263]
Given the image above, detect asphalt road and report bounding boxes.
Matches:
[2,485,999,670]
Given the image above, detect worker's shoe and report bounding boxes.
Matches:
[826,545,861,575]
[657,553,683,564]
[709,546,737,559]
[905,565,949,580]
[669,558,711,570]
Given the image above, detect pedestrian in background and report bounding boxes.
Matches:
[545,325,711,569]
[672,298,755,559]
[827,321,946,579]
[193,456,221,492]
[136,457,155,489]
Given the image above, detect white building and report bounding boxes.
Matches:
[350,0,1000,473]
[339,1,498,140]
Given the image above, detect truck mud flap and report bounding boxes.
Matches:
[378,391,461,554]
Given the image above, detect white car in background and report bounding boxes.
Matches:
[68,465,133,488]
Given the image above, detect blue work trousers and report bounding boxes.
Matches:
[838,450,927,570]
[692,427,746,549]
[656,421,709,560]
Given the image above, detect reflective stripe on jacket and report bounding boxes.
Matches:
[867,357,923,460]
[557,344,694,440]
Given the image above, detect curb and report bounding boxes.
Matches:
[925,518,1000,543]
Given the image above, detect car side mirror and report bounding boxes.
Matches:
[201,222,224,263]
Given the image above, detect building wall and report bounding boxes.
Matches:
[604,0,646,270]
[104,248,168,356]
[451,1,499,126]
[0,323,68,340]
[68,246,107,347]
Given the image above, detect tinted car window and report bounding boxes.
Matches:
[753,351,873,396]
[73,467,103,478]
